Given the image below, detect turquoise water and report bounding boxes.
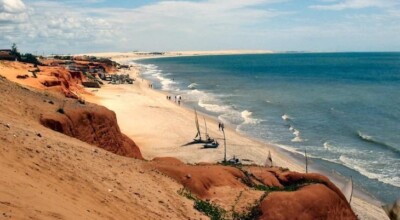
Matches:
[136,53,400,203]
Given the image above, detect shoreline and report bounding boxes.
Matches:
[84,57,389,220]
[78,50,274,62]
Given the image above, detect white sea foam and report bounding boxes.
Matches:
[138,64,178,91]
[323,141,332,150]
[282,114,292,121]
[241,110,261,125]
[291,136,303,143]
[188,83,198,89]
[198,99,231,113]
[339,155,400,188]
[289,126,304,142]
[155,73,177,90]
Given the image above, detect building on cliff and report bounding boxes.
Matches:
[0,49,16,61]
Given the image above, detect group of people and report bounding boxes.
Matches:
[148,83,153,88]
[166,95,182,106]
[218,122,225,131]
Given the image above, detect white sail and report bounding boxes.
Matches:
[194,110,201,139]
[203,117,209,139]
[342,177,353,203]
[264,151,273,167]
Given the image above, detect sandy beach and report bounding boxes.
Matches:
[80,50,274,63]
[84,60,389,220]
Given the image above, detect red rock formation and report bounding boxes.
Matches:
[277,172,347,202]
[151,160,356,219]
[40,101,142,159]
[245,166,284,189]
[259,184,357,220]
[150,158,246,198]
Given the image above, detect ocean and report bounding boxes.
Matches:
[135,52,400,204]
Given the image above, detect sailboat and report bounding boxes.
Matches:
[342,177,354,204]
[203,117,214,143]
[264,151,273,167]
[193,110,213,144]
[204,140,219,148]
[193,109,202,142]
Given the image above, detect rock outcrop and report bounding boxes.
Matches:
[150,157,246,198]
[260,184,356,220]
[150,157,357,219]
[40,101,142,159]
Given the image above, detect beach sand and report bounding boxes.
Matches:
[79,50,274,63]
[84,64,389,220]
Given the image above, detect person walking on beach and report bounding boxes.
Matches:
[218,122,221,131]
[178,100,181,106]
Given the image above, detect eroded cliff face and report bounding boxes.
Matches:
[260,184,355,220]
[149,157,357,220]
[40,101,142,159]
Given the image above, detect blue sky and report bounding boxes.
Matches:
[1,0,399,54]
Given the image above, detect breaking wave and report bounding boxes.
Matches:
[357,131,400,155]
[282,114,292,121]
[241,110,262,125]
[323,141,333,150]
[339,155,400,187]
[188,83,198,89]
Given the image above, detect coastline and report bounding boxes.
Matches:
[78,50,274,63]
[84,56,389,220]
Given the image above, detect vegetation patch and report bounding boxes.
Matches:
[178,188,226,220]
[232,193,267,220]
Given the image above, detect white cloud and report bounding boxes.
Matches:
[0,0,27,23]
[1,0,399,53]
[1,0,288,53]
[310,0,399,10]
[0,0,26,13]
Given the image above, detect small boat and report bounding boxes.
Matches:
[203,117,214,143]
[204,141,219,148]
[193,109,202,142]
[192,110,214,143]
[227,156,241,165]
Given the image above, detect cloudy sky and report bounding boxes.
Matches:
[0,0,399,54]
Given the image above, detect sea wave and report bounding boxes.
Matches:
[154,72,177,90]
[282,114,292,121]
[357,131,400,155]
[241,110,262,125]
[188,83,198,89]
[339,155,400,188]
[323,141,333,150]
[138,63,178,91]
[288,125,304,142]
[198,99,232,113]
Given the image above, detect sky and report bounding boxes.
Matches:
[0,0,399,54]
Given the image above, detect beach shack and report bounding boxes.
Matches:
[0,49,16,61]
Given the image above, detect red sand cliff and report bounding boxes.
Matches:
[39,100,142,159]
[149,157,357,219]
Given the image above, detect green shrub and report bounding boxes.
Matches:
[178,188,226,220]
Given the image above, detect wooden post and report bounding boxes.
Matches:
[305,148,308,173]
[223,129,226,162]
